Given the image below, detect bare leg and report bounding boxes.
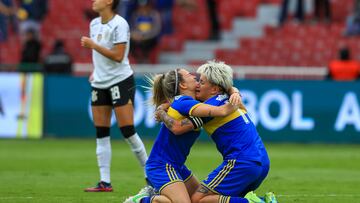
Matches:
[161,182,192,203]
[184,176,201,197]
[114,103,134,127]
[191,186,217,203]
[92,106,112,127]
[152,195,171,203]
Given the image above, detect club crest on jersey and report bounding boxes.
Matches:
[174,95,183,100]
[216,94,228,101]
[97,34,102,42]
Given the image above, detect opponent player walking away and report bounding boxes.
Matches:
[81,0,148,192]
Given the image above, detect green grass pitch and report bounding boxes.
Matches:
[0,139,359,203]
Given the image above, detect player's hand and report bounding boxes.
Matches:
[154,109,163,122]
[154,103,170,122]
[229,91,241,106]
[157,103,170,112]
[81,36,95,49]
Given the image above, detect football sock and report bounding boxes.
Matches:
[96,136,111,183]
[229,198,249,203]
[140,196,152,203]
[125,133,148,176]
[219,196,248,203]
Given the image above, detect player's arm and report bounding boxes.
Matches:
[81,37,126,62]
[155,110,194,135]
[190,102,238,117]
[228,87,247,111]
[155,108,203,135]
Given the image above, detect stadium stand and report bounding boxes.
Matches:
[0,0,358,68]
[160,0,358,67]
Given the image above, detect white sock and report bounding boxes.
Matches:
[96,137,111,183]
[125,133,148,177]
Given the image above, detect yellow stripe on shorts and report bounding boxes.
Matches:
[166,163,179,181]
[208,160,236,189]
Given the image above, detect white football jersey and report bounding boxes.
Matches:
[89,15,133,88]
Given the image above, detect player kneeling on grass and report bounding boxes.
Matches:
[156,61,278,203]
[124,68,242,203]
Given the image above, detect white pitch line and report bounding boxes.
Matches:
[278,194,360,197]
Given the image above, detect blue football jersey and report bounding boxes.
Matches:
[148,95,201,166]
[202,94,269,164]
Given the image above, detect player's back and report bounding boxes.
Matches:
[202,94,269,165]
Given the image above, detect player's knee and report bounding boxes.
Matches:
[96,126,110,138]
[171,198,190,203]
[191,193,203,203]
[119,125,136,138]
[152,196,172,203]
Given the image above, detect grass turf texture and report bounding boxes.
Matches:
[0,139,359,203]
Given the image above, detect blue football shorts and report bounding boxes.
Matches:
[202,159,269,197]
[146,160,193,193]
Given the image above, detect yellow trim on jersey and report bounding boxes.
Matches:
[167,106,201,132]
[167,107,186,120]
[207,160,236,189]
[189,103,203,116]
[203,109,247,135]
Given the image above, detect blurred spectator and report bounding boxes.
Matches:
[130,0,161,63]
[328,47,359,81]
[0,0,15,42]
[43,40,73,74]
[206,0,220,40]
[151,0,174,35]
[344,0,360,36]
[279,0,304,26]
[19,28,41,71]
[152,0,195,35]
[117,0,137,21]
[17,0,47,38]
[313,0,331,23]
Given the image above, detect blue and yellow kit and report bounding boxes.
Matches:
[146,95,201,192]
[200,94,270,197]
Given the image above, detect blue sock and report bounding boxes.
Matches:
[228,196,249,203]
[140,196,151,203]
[220,195,248,203]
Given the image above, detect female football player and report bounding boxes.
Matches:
[124,68,241,203]
[81,0,148,192]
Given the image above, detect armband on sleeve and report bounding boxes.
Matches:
[188,116,204,129]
